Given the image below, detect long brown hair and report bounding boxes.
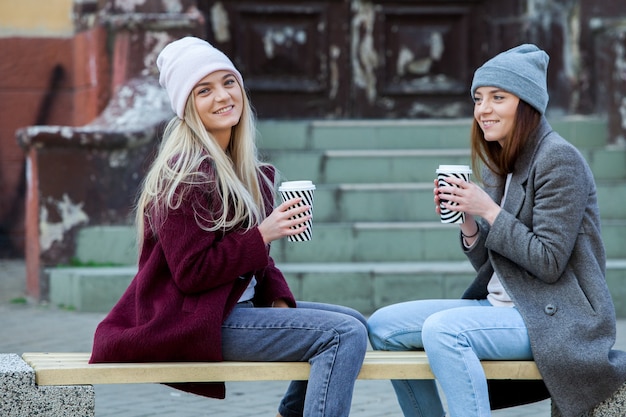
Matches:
[470,100,541,185]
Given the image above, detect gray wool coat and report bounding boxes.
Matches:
[463,117,626,417]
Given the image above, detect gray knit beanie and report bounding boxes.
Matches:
[471,44,549,114]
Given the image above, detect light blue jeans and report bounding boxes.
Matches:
[367,299,533,417]
[221,301,368,417]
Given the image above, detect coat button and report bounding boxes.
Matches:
[544,304,557,315]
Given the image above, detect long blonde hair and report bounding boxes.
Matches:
[135,82,273,250]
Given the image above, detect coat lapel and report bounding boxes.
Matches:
[502,117,553,216]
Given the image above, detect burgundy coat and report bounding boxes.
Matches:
[89,164,296,398]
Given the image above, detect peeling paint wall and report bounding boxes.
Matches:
[195,0,626,120]
[161,0,184,13]
[105,0,196,14]
[113,0,148,13]
[351,0,379,104]
[612,29,626,144]
[39,195,89,252]
[263,26,308,59]
[586,13,626,144]
[329,45,341,99]
[521,0,582,113]
[397,32,445,78]
[210,2,230,43]
[141,32,172,78]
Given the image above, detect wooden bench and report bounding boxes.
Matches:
[22,351,541,386]
[17,351,626,417]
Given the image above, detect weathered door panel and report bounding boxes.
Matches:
[352,2,479,118]
[198,0,587,120]
[201,1,351,118]
[201,0,481,118]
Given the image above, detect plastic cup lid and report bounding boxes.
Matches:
[436,165,472,174]
[279,180,316,191]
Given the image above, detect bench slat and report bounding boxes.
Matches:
[22,351,541,386]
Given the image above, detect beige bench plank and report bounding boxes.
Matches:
[22,351,541,386]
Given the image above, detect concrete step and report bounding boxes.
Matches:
[597,182,626,218]
[270,149,471,184]
[72,223,470,265]
[48,266,136,312]
[53,116,626,317]
[258,119,475,151]
[47,262,476,313]
[47,259,626,316]
[270,146,626,185]
[73,219,626,266]
[272,220,626,262]
[257,116,608,151]
[311,182,626,222]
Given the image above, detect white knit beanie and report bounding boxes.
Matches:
[471,44,549,114]
[157,36,244,119]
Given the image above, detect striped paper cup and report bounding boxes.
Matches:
[436,165,472,224]
[278,180,316,242]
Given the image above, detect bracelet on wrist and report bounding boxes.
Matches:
[461,227,479,239]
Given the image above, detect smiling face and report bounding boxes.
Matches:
[473,86,520,146]
[193,70,244,150]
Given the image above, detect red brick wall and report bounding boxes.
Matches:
[0,26,110,257]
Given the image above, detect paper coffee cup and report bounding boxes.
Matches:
[278,180,316,242]
[436,165,472,224]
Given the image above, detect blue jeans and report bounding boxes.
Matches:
[367,299,532,417]
[221,301,368,417]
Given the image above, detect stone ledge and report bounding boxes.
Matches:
[0,353,94,417]
[45,260,626,314]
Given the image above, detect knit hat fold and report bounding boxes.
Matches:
[471,44,549,114]
[157,37,244,119]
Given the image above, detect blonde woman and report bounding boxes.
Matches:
[90,37,367,417]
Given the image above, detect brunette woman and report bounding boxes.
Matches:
[367,44,626,417]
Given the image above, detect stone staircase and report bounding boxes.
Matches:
[49,117,626,316]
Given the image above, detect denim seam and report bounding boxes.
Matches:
[378,327,424,351]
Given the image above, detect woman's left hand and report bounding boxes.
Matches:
[436,176,501,225]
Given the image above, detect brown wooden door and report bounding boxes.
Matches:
[351,1,481,118]
[196,1,522,119]
[198,1,351,118]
